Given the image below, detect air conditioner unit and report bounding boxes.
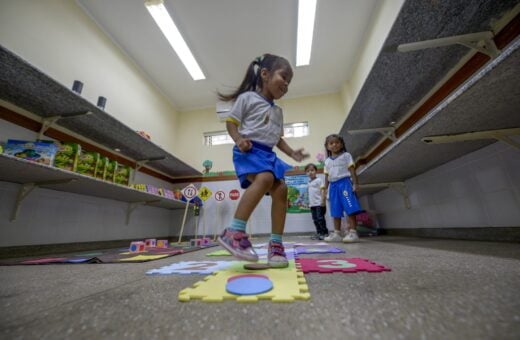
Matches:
[216,101,233,122]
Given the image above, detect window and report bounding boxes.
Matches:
[284,122,309,138]
[204,132,234,146]
[204,122,309,146]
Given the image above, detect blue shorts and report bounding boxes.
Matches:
[329,177,362,218]
[233,141,292,189]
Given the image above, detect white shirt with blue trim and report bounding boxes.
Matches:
[324,152,355,182]
[226,91,284,148]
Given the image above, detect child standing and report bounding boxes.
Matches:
[323,134,363,243]
[305,163,328,240]
[217,54,309,267]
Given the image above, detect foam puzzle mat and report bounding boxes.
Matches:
[0,243,218,265]
[296,258,391,273]
[146,260,239,275]
[178,260,310,303]
[294,246,345,255]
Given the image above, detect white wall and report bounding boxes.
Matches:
[176,93,346,171]
[372,140,520,229]
[174,175,336,239]
[0,0,180,155]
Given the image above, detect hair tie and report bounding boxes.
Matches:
[254,55,264,65]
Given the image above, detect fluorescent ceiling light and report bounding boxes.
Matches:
[296,0,317,66]
[145,0,205,80]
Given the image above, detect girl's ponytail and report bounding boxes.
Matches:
[218,54,291,102]
[217,58,261,102]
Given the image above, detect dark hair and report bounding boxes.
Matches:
[304,163,317,172]
[324,134,346,157]
[218,53,292,102]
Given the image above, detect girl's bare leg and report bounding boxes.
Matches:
[334,217,342,232]
[348,215,357,231]
[269,180,288,235]
[234,172,274,221]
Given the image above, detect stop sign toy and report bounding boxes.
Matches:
[229,189,240,201]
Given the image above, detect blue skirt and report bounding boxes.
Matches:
[233,141,292,189]
[329,177,362,218]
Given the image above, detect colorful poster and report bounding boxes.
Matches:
[285,175,310,213]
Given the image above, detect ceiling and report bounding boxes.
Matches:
[77,0,379,112]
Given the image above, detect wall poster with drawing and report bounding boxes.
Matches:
[285,175,310,213]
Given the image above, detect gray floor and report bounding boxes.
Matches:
[1,235,519,340]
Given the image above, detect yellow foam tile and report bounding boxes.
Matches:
[178,260,310,303]
[119,255,168,262]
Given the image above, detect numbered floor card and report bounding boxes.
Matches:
[146,260,238,275]
[296,258,391,273]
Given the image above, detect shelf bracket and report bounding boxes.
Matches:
[359,182,410,209]
[125,200,161,225]
[132,156,166,183]
[348,126,397,141]
[38,116,61,140]
[397,31,500,59]
[422,128,520,150]
[37,112,93,140]
[10,179,77,222]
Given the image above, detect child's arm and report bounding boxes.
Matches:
[323,174,329,204]
[276,138,309,162]
[320,180,327,206]
[226,121,252,152]
[348,165,359,192]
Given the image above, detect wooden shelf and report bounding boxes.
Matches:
[0,154,188,209]
[0,44,201,178]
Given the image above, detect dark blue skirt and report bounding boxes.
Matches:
[233,141,292,189]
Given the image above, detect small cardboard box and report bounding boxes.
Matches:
[156,239,169,248]
[5,139,57,165]
[129,241,146,253]
[76,150,99,177]
[114,165,131,186]
[104,159,117,182]
[53,142,80,172]
[145,239,157,247]
[95,156,108,180]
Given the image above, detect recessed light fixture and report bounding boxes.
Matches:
[144,0,205,80]
[296,0,317,66]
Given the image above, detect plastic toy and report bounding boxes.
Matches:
[145,239,157,247]
[129,241,146,253]
[156,240,169,248]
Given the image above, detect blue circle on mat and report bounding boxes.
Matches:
[226,276,273,295]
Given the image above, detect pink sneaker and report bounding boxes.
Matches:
[217,228,258,262]
[268,241,288,268]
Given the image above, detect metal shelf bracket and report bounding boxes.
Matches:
[422,127,520,150]
[398,31,500,59]
[37,112,93,140]
[132,156,166,183]
[10,179,77,222]
[348,126,397,141]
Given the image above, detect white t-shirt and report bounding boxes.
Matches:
[308,177,325,207]
[226,91,284,148]
[324,152,355,182]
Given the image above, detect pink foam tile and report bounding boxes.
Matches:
[296,258,391,273]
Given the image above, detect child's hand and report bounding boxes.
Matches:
[236,137,253,152]
[291,148,310,162]
[352,183,359,192]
